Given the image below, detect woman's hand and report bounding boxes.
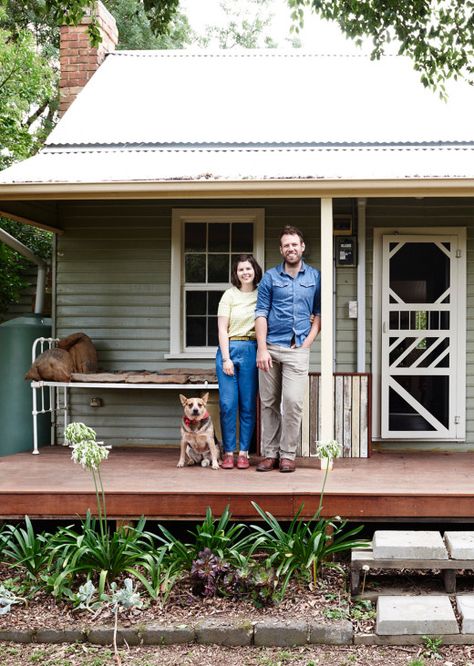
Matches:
[223,359,234,376]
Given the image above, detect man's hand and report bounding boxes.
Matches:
[257,349,273,372]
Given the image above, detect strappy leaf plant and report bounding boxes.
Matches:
[158,505,253,569]
[0,516,51,581]
[249,501,367,599]
[48,514,156,598]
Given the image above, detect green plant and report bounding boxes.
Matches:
[351,599,376,621]
[67,580,100,612]
[158,505,255,569]
[248,501,366,598]
[225,563,278,607]
[422,635,443,659]
[0,516,51,580]
[323,607,349,620]
[408,660,425,666]
[47,513,156,597]
[134,544,182,603]
[189,505,248,560]
[0,584,26,615]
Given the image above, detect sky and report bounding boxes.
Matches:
[179,0,372,53]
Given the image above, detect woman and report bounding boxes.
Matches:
[216,254,262,469]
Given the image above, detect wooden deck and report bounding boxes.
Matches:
[1,447,474,522]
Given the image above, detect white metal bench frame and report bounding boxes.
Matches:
[30,337,218,455]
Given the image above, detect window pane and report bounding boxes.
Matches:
[232,223,253,252]
[186,291,206,315]
[208,254,229,282]
[208,317,219,346]
[186,317,206,346]
[208,223,230,251]
[185,223,206,251]
[208,291,224,315]
[185,254,206,282]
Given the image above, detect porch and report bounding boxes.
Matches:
[1,447,474,522]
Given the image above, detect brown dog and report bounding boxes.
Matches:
[177,392,220,470]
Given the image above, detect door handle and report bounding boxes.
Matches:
[383,322,388,334]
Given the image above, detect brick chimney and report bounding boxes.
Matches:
[59,1,118,116]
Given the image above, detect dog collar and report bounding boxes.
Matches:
[184,410,210,428]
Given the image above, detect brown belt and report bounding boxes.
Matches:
[229,336,255,341]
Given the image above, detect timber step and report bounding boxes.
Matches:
[351,545,474,596]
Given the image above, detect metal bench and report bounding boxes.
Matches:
[30,337,218,454]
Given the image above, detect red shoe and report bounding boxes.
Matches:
[236,454,250,469]
[221,453,234,469]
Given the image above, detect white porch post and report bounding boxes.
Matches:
[320,197,334,442]
[357,198,367,372]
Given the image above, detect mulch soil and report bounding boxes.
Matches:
[2,562,474,664]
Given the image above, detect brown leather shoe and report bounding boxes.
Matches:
[279,458,296,473]
[256,457,279,472]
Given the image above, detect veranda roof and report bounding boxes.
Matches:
[1,51,473,191]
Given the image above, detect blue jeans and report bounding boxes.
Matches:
[216,340,258,453]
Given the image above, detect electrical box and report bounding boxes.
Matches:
[335,236,357,267]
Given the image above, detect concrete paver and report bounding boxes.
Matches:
[457,595,474,634]
[445,532,474,559]
[376,595,458,635]
[373,530,448,559]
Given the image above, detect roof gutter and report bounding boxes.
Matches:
[0,228,47,315]
[0,177,474,200]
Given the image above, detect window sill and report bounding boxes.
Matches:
[164,351,216,361]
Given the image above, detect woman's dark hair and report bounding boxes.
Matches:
[231,254,262,288]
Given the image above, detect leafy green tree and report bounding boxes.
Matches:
[197,0,279,49]
[0,26,56,170]
[106,0,193,50]
[0,220,52,316]
[288,0,474,93]
[0,0,179,46]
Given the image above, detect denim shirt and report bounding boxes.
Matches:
[255,261,321,348]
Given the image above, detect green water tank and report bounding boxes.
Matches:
[0,314,52,456]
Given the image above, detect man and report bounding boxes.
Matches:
[255,225,321,473]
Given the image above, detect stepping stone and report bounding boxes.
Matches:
[376,595,458,636]
[445,532,474,559]
[373,530,448,559]
[457,595,474,634]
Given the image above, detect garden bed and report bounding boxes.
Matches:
[0,561,374,633]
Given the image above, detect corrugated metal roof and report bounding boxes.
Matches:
[46,51,474,147]
[1,144,473,184]
[1,51,474,188]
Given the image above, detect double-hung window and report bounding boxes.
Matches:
[169,209,264,357]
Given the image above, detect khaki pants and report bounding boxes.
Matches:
[258,344,310,461]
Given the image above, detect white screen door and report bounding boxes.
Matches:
[381,234,465,439]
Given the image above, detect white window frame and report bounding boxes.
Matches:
[167,208,265,359]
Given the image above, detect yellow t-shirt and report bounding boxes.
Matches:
[217,287,257,339]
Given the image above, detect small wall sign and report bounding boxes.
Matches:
[335,236,357,267]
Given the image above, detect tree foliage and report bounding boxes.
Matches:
[197,0,279,49]
[9,0,180,46]
[288,0,474,93]
[0,26,57,170]
[0,220,52,315]
[106,0,192,50]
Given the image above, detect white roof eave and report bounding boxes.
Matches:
[1,177,474,200]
